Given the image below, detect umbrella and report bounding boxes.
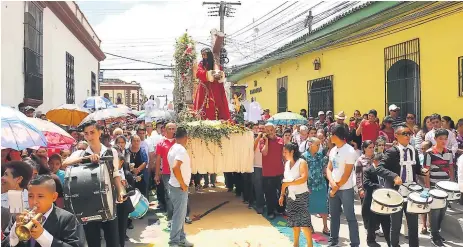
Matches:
[267,112,308,125]
[131,110,144,117]
[1,106,47,150]
[27,118,75,149]
[82,96,116,111]
[80,108,131,124]
[46,104,90,126]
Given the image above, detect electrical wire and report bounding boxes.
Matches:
[104,52,172,67]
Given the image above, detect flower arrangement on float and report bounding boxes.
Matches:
[173,33,250,155]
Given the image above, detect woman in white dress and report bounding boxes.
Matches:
[279,142,313,247]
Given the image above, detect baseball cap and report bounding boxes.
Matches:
[326,110,333,115]
[389,104,400,111]
[318,111,325,116]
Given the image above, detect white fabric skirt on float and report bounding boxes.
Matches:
[187,131,255,173]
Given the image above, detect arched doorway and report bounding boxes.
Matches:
[385,39,421,120]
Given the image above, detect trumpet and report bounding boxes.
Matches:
[15,206,43,241]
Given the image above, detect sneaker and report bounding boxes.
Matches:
[211,184,216,188]
[268,214,276,220]
[127,221,134,229]
[439,235,446,243]
[202,184,208,189]
[180,239,194,247]
[375,229,384,237]
[185,217,193,224]
[167,220,172,229]
[432,238,444,247]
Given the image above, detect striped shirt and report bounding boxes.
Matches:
[423,147,454,187]
[391,116,403,129]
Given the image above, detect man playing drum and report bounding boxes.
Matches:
[63,120,128,247]
[376,124,429,247]
[423,128,454,247]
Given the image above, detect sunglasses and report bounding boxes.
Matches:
[398,132,412,136]
[391,110,398,112]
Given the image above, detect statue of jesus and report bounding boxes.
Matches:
[193,47,230,120]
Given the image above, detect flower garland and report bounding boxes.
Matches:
[179,120,248,155]
[173,33,196,117]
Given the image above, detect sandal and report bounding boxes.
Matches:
[323,229,331,236]
[421,228,428,234]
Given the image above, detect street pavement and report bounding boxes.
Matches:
[106,177,463,247]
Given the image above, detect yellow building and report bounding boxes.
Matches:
[229,2,463,122]
[99,79,143,110]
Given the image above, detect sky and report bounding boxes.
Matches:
[78,1,357,102]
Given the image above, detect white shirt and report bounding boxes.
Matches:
[329,143,357,190]
[146,132,164,154]
[458,155,463,192]
[425,128,458,155]
[254,145,262,168]
[284,159,309,197]
[9,205,54,247]
[168,143,192,187]
[248,101,263,123]
[67,144,121,178]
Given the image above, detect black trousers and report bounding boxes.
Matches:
[117,200,134,247]
[224,172,234,190]
[233,173,243,196]
[242,172,253,203]
[84,218,120,247]
[263,175,284,215]
[363,198,391,245]
[156,176,166,208]
[390,202,419,247]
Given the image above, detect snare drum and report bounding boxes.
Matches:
[371,189,403,215]
[407,192,433,214]
[429,189,448,209]
[398,183,423,198]
[128,189,149,219]
[64,162,115,224]
[436,181,461,201]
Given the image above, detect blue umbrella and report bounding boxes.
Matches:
[1,106,47,150]
[82,96,117,111]
[267,112,308,125]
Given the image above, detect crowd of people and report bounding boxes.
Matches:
[1,105,196,247]
[227,105,462,247]
[2,103,463,247]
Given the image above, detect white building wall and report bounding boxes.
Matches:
[1,1,25,109]
[0,2,100,112]
[41,7,99,112]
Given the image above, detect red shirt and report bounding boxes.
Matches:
[260,137,284,177]
[360,121,380,142]
[155,138,176,175]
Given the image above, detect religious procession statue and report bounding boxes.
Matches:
[193,29,230,120]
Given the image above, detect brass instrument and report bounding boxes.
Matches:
[15,206,43,241]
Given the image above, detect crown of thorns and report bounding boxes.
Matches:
[201,48,212,53]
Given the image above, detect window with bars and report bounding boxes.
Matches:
[132,93,136,104]
[277,76,288,113]
[24,2,44,102]
[66,52,75,104]
[384,38,421,121]
[91,72,97,96]
[307,75,334,118]
[459,56,463,97]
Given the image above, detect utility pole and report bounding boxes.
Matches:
[157,95,168,106]
[203,1,241,33]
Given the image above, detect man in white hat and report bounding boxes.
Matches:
[315,111,326,129]
[388,104,403,128]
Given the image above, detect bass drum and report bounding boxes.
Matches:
[371,188,403,215]
[64,162,115,224]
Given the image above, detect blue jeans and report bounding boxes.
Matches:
[169,184,188,245]
[163,175,190,220]
[329,188,360,247]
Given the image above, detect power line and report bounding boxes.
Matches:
[104,52,172,67]
[227,1,289,36]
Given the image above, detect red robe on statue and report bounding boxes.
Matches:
[194,61,231,120]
